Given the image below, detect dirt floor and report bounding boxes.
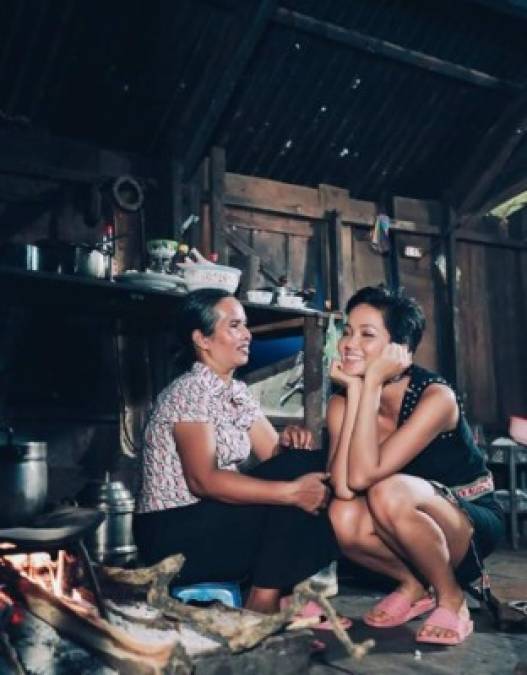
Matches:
[309,548,527,675]
[1,547,525,674]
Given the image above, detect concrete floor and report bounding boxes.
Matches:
[308,548,527,675]
[1,548,525,674]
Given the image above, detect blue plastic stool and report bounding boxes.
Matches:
[171,581,242,608]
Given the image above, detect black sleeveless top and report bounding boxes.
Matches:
[398,365,489,492]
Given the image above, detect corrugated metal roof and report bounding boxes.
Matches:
[0,0,526,205]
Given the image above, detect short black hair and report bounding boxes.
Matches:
[173,288,232,374]
[345,285,425,353]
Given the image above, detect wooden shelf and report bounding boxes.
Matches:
[0,267,325,332]
[0,267,328,444]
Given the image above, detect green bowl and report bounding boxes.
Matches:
[146,239,179,256]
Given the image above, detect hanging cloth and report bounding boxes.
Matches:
[371,213,391,254]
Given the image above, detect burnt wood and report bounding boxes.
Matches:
[274,8,523,92]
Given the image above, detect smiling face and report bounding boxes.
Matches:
[192,296,251,378]
[338,303,391,376]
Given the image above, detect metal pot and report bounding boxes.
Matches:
[0,427,48,527]
[0,243,41,271]
[77,474,137,564]
[37,240,106,278]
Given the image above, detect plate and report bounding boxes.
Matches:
[114,271,184,291]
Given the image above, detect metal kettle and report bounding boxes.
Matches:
[77,473,137,564]
[0,426,48,527]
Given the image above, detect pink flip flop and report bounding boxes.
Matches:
[363,591,436,628]
[280,598,352,631]
[415,606,474,645]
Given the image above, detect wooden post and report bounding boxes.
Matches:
[237,254,261,299]
[209,147,227,263]
[387,229,400,290]
[186,166,203,250]
[319,219,331,311]
[170,160,184,242]
[327,210,345,311]
[303,314,326,448]
[156,157,184,241]
[441,204,463,393]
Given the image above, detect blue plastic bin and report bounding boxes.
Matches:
[171,581,242,608]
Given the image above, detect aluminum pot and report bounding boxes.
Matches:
[0,427,48,527]
[0,243,40,271]
[77,474,137,564]
[37,240,106,278]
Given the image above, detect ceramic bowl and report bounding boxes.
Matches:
[177,262,241,293]
[146,239,179,256]
[247,290,273,304]
[276,295,305,309]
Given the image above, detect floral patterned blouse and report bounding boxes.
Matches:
[136,362,262,513]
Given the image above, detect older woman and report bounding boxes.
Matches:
[327,285,504,645]
[134,288,338,614]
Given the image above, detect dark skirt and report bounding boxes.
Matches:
[133,449,339,589]
[432,484,505,584]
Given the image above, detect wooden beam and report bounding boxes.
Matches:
[0,129,151,183]
[464,176,527,224]
[456,228,527,249]
[224,226,281,285]
[274,7,523,92]
[467,0,527,20]
[249,317,304,335]
[182,0,278,178]
[449,92,527,219]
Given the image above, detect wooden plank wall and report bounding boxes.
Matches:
[219,173,527,431]
[224,174,442,373]
[457,241,527,429]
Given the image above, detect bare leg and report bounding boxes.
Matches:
[245,586,281,613]
[329,497,430,623]
[367,475,473,640]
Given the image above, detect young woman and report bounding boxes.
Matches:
[134,288,339,614]
[327,285,504,645]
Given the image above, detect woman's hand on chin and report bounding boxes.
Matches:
[329,359,363,391]
[366,343,412,386]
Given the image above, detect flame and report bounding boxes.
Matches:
[0,550,87,606]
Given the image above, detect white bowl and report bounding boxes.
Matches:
[247,290,273,304]
[277,295,305,309]
[177,263,241,293]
